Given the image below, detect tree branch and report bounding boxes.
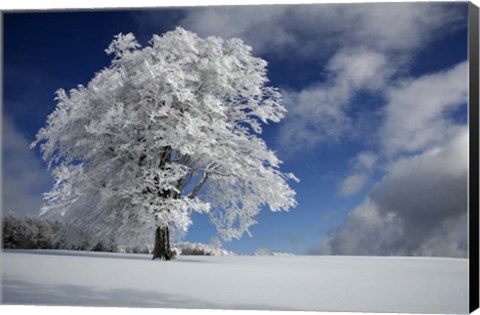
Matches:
[187,171,208,199]
[173,169,194,199]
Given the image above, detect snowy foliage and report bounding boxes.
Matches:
[253,248,295,256]
[174,242,235,256]
[32,27,298,245]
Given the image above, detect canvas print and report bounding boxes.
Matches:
[1,2,476,314]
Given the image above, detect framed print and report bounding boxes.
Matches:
[1,1,479,314]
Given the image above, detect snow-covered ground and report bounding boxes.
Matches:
[1,249,468,313]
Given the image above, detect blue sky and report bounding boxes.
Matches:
[3,3,470,256]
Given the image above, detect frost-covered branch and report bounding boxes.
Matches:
[187,171,209,199]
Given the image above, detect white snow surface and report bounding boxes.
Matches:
[1,249,468,313]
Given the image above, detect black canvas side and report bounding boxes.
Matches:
[469,2,480,314]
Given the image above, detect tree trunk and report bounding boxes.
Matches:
[152,225,175,260]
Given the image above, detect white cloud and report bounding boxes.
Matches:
[347,3,465,53]
[353,151,377,171]
[338,173,367,197]
[339,62,468,197]
[278,85,351,150]
[381,61,468,156]
[318,129,468,258]
[314,198,403,256]
[179,3,465,58]
[273,4,464,151]
[2,116,51,216]
[337,151,377,197]
[181,6,292,56]
[312,59,469,257]
[278,49,391,151]
[326,49,392,91]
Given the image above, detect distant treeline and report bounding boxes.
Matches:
[1,214,235,256]
[2,214,118,252]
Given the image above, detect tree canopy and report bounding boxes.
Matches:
[32,27,298,245]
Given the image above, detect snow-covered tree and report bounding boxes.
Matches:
[32,27,298,260]
[174,242,236,256]
[2,214,54,249]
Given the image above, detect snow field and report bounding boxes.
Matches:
[1,250,468,313]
